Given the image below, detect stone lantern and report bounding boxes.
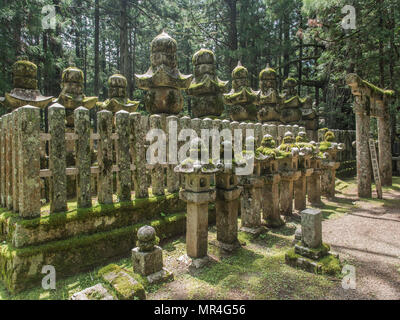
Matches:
[307,140,323,206]
[4,58,53,111]
[54,66,98,127]
[319,130,344,198]
[135,31,193,115]
[300,96,318,140]
[256,134,284,228]
[256,65,281,124]
[239,136,265,234]
[224,62,259,122]
[277,131,301,216]
[294,132,314,211]
[101,73,139,114]
[280,78,302,124]
[187,49,229,118]
[174,138,219,265]
[214,140,245,251]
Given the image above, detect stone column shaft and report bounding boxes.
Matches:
[116,111,132,202]
[377,113,392,186]
[75,107,92,208]
[294,175,307,211]
[5,114,12,210]
[150,115,165,196]
[97,110,113,204]
[18,106,41,218]
[186,201,209,259]
[241,184,262,230]
[307,173,321,205]
[216,182,241,246]
[280,180,294,216]
[131,113,149,199]
[262,177,282,228]
[49,104,67,213]
[12,111,19,212]
[167,116,180,193]
[355,111,372,198]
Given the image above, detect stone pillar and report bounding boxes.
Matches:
[321,162,340,199]
[215,172,242,250]
[280,178,294,216]
[167,116,180,193]
[377,106,392,186]
[18,106,41,218]
[354,96,372,198]
[149,115,165,196]
[0,116,4,207]
[295,166,313,211]
[262,174,283,228]
[301,208,322,248]
[240,176,263,234]
[116,110,131,202]
[131,113,149,199]
[307,161,322,206]
[75,107,92,208]
[11,110,19,212]
[49,103,67,213]
[5,114,12,210]
[181,190,215,259]
[97,110,113,204]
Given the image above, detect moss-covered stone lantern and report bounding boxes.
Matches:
[280,77,302,124]
[135,32,193,115]
[319,130,344,199]
[100,73,139,114]
[224,62,259,122]
[54,66,98,127]
[300,96,318,131]
[256,134,284,228]
[187,49,229,118]
[277,131,301,216]
[213,140,245,251]
[257,65,281,124]
[4,58,53,111]
[174,138,219,264]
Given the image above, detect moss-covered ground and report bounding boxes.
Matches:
[1,177,399,300]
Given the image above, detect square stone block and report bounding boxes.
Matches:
[301,208,322,248]
[132,246,163,276]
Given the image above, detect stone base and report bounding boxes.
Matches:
[285,247,341,276]
[264,216,285,229]
[70,283,115,300]
[179,254,210,269]
[239,226,265,236]
[210,239,241,253]
[147,268,174,284]
[294,243,330,260]
[132,246,163,276]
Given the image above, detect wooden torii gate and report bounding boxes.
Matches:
[346,74,395,198]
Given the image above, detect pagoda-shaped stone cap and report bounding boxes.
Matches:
[5,59,53,110]
[259,65,277,81]
[224,62,258,104]
[101,73,139,114]
[187,49,228,96]
[62,67,84,84]
[136,31,193,90]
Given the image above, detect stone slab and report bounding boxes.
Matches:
[146,268,174,284]
[70,283,115,300]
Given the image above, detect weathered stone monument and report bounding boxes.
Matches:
[214,141,243,251]
[3,58,53,111]
[346,74,395,196]
[257,65,281,124]
[175,138,218,267]
[224,62,259,121]
[135,31,193,114]
[132,226,173,283]
[277,132,301,216]
[100,73,139,114]
[280,78,302,124]
[285,208,341,274]
[187,49,228,118]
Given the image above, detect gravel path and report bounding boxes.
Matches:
[323,186,400,300]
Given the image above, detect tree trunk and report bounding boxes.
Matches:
[94,0,100,96]
[224,0,238,71]
[120,0,131,94]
